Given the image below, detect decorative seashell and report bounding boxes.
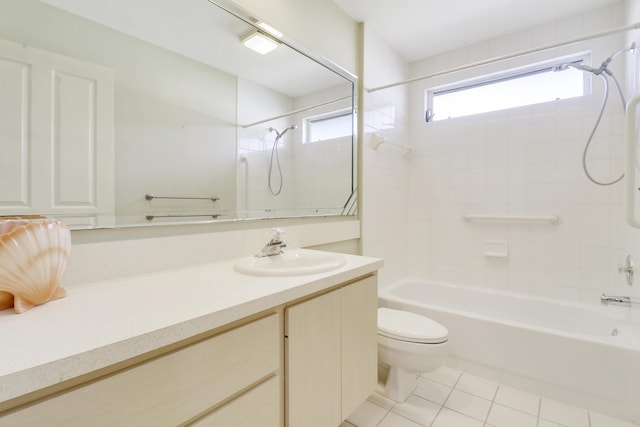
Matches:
[0,219,27,235]
[0,220,71,314]
[0,290,13,310]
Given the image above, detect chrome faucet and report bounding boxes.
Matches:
[255,228,287,258]
[600,294,632,307]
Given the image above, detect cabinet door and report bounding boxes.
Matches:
[189,375,280,427]
[341,275,378,419]
[285,289,341,427]
[0,314,279,427]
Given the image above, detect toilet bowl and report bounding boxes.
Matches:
[377,307,449,402]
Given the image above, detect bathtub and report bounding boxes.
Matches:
[379,279,640,423]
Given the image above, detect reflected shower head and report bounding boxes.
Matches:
[280,125,296,137]
[268,125,297,139]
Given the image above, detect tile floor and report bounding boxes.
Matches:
[341,367,639,427]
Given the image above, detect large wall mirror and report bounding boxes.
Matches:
[0,0,357,229]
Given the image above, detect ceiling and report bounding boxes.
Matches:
[334,0,622,62]
[40,0,349,98]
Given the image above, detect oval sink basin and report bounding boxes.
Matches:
[234,249,346,276]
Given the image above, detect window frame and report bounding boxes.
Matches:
[303,108,354,144]
[425,52,592,122]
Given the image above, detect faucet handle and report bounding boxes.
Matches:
[618,255,634,286]
[272,227,285,240]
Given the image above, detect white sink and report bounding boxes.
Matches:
[234,249,346,276]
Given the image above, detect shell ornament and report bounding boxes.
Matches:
[0,220,71,314]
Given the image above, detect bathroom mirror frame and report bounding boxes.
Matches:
[0,0,358,232]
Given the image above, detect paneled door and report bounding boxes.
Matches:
[0,38,114,228]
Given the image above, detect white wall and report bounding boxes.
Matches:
[406,2,640,305]
[361,26,411,287]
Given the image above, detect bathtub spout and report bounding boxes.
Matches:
[601,293,632,307]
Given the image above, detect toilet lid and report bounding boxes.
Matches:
[378,307,448,344]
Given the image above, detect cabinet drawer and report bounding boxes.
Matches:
[0,314,279,427]
[190,375,280,427]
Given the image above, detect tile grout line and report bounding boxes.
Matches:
[373,393,397,427]
[483,384,500,427]
[427,371,463,427]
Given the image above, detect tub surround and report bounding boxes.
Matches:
[0,250,382,414]
[379,279,640,424]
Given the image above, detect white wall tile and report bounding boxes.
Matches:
[389,4,640,305]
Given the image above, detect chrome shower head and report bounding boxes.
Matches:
[268,125,297,139]
[280,125,296,137]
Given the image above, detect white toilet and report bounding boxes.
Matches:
[377,307,449,402]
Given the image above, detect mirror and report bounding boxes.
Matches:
[0,0,356,229]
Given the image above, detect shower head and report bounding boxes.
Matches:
[595,42,637,74]
[268,125,297,139]
[608,42,637,61]
[555,43,637,78]
[280,125,296,137]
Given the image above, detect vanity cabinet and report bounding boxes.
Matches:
[0,314,280,427]
[285,275,378,427]
[0,269,380,427]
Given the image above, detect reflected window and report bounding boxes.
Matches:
[305,110,353,143]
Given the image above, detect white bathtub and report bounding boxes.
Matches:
[379,279,640,423]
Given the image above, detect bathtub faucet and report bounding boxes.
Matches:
[600,293,634,307]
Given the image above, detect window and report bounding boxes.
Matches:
[426,55,590,121]
[305,110,353,143]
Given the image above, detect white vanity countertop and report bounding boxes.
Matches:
[0,250,383,405]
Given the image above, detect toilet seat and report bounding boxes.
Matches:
[378,307,448,344]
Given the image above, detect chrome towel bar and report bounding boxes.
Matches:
[463,214,561,224]
[145,194,220,202]
[146,214,222,221]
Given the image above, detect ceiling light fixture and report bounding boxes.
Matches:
[257,22,283,38]
[241,30,279,55]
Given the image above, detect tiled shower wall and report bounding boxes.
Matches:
[237,82,353,217]
[406,3,640,304]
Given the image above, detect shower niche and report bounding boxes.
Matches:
[0,0,356,229]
